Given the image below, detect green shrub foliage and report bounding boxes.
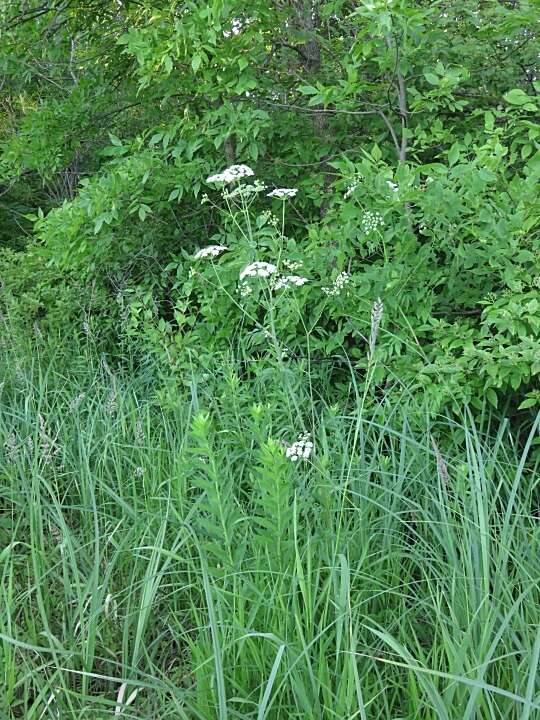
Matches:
[1,0,539,411]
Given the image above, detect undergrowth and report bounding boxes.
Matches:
[0,340,539,719]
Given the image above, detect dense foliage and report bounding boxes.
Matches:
[1,0,539,412]
[1,3,540,718]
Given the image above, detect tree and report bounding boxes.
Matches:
[1,0,539,410]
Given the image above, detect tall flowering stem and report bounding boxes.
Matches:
[368,297,384,365]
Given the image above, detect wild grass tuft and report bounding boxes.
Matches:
[1,342,539,719]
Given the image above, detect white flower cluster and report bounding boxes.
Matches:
[257,209,279,227]
[238,281,253,297]
[362,210,384,233]
[272,275,309,290]
[193,245,228,259]
[285,433,314,462]
[206,164,254,184]
[386,180,398,193]
[239,261,277,281]
[283,259,303,271]
[322,271,350,297]
[267,188,298,199]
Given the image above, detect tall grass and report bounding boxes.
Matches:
[1,341,539,719]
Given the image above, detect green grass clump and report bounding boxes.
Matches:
[1,343,539,719]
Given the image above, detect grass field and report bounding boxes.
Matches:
[1,342,539,719]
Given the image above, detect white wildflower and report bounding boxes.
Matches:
[134,466,144,478]
[285,433,314,462]
[193,245,228,259]
[258,210,279,227]
[206,164,254,184]
[386,180,398,192]
[283,259,303,271]
[238,281,253,297]
[272,275,309,290]
[239,261,277,281]
[223,17,243,37]
[267,188,298,199]
[362,210,384,233]
[322,271,350,297]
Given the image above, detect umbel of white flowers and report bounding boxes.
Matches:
[285,433,314,462]
[267,188,298,198]
[272,275,309,290]
[322,271,350,297]
[193,245,228,259]
[206,164,254,184]
[239,261,278,281]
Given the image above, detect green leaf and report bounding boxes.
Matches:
[371,143,382,161]
[424,72,439,86]
[448,143,460,166]
[486,388,498,408]
[138,204,152,221]
[163,54,173,74]
[298,85,318,95]
[191,54,202,73]
[504,89,533,106]
[519,397,539,410]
